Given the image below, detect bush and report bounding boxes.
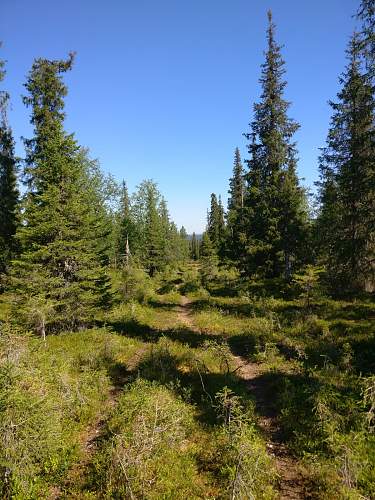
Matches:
[180,268,201,294]
[0,326,136,498]
[96,379,203,499]
[215,388,277,499]
[120,265,155,303]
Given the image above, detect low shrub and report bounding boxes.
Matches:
[95,379,203,499]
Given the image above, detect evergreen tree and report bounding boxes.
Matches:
[317,34,375,293]
[207,193,225,256]
[226,147,245,263]
[243,11,308,279]
[357,0,375,82]
[144,183,164,276]
[200,232,218,286]
[12,54,106,333]
[179,226,190,261]
[116,180,136,266]
[190,232,200,260]
[78,151,114,309]
[131,180,164,275]
[0,54,18,284]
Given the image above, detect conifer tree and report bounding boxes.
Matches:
[179,226,190,261]
[131,180,164,275]
[357,0,375,82]
[0,54,18,284]
[190,232,200,260]
[12,54,106,333]
[207,193,225,257]
[200,232,218,285]
[116,180,136,265]
[226,147,245,263]
[243,11,308,279]
[144,182,164,276]
[317,34,375,293]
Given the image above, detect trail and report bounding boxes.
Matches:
[49,346,148,499]
[177,296,307,500]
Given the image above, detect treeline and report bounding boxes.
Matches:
[203,4,374,296]
[0,1,374,337]
[0,52,188,333]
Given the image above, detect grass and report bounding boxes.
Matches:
[0,325,145,498]
[0,271,374,499]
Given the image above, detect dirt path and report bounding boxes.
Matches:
[49,346,149,499]
[234,356,307,499]
[178,296,307,500]
[177,295,197,329]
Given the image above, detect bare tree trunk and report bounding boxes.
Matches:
[40,317,46,344]
[284,251,292,280]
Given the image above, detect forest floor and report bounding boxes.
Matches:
[54,294,310,499]
[2,286,374,499]
[176,296,307,500]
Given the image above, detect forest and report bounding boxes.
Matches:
[0,1,374,499]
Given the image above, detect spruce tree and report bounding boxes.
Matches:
[116,180,135,265]
[131,180,166,275]
[357,0,375,82]
[226,147,245,263]
[243,11,308,279]
[200,232,218,286]
[317,34,375,293]
[207,193,225,257]
[0,55,18,284]
[12,54,106,333]
[190,232,200,260]
[179,226,189,261]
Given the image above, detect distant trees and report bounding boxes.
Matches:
[114,179,189,275]
[317,34,375,293]
[0,53,18,284]
[190,232,200,260]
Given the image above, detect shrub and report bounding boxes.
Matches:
[120,265,155,303]
[96,379,203,499]
[215,387,277,499]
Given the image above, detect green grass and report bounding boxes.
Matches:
[0,326,145,498]
[1,273,373,499]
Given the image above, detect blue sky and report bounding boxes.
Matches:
[2,0,358,233]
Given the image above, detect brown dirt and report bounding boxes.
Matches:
[178,296,308,500]
[234,355,307,499]
[177,295,197,329]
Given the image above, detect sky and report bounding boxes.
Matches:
[2,0,359,233]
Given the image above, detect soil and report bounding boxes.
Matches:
[178,296,308,500]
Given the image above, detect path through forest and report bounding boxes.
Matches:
[50,346,149,499]
[177,296,307,500]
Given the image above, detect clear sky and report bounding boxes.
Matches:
[2,0,358,233]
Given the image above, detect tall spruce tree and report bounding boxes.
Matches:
[0,53,18,284]
[357,0,375,82]
[12,54,106,334]
[243,11,308,279]
[226,147,245,263]
[317,34,375,293]
[207,193,225,257]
